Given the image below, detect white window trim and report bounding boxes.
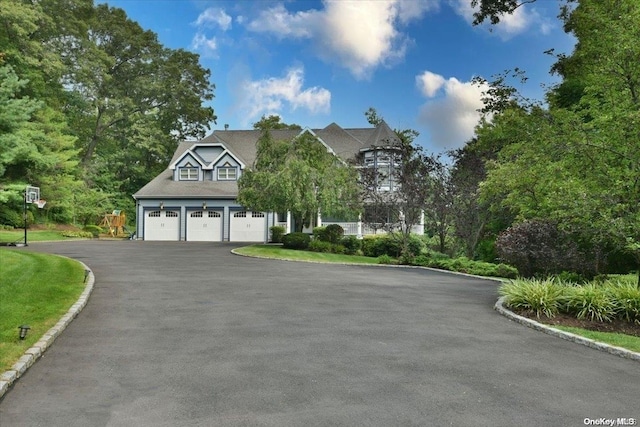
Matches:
[217,167,237,181]
[179,167,199,181]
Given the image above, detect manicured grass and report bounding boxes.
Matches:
[0,229,78,244]
[235,245,380,264]
[0,249,86,372]
[554,326,640,353]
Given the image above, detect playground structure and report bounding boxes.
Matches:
[100,210,128,237]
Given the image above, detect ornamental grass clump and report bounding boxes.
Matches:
[499,278,566,318]
[607,279,640,324]
[564,284,618,322]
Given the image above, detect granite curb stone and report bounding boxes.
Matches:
[495,295,640,362]
[0,261,95,399]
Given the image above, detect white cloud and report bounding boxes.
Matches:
[246,3,316,38]
[236,66,331,126]
[191,33,218,57]
[246,1,438,79]
[416,71,489,150]
[416,71,446,97]
[194,7,232,31]
[397,0,440,23]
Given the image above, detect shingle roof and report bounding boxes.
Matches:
[134,169,239,198]
[134,122,392,199]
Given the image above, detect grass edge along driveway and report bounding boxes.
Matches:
[0,249,86,372]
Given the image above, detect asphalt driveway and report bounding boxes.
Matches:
[0,241,638,427]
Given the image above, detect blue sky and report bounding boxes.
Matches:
[100,0,576,153]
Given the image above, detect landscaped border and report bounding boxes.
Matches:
[0,260,95,399]
[495,296,640,363]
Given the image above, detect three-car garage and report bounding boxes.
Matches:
[142,208,267,242]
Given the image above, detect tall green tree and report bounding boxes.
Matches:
[477,0,640,280]
[238,130,361,231]
[252,115,301,131]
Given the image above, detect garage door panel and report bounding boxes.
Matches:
[187,210,222,241]
[145,210,180,241]
[230,211,266,242]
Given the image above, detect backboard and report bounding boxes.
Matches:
[25,186,40,204]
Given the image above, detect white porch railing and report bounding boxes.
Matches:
[323,222,358,235]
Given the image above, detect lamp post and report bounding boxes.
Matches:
[23,190,28,246]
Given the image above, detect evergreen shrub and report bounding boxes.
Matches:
[282,232,310,250]
[340,235,361,255]
[83,225,102,237]
[323,224,344,244]
[270,226,285,243]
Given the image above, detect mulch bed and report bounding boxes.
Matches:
[514,309,640,338]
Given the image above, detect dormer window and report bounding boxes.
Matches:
[217,162,237,180]
[179,163,198,181]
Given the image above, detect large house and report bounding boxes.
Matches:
[133,121,423,242]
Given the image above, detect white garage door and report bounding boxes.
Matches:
[230,211,266,242]
[144,210,180,241]
[187,210,222,241]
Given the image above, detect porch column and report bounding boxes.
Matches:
[418,209,425,235]
[357,213,363,239]
[317,208,322,228]
[286,211,292,234]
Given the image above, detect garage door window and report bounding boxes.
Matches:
[252,212,265,218]
[208,211,221,218]
[166,211,178,217]
[149,211,161,217]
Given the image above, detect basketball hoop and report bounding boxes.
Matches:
[36,199,47,209]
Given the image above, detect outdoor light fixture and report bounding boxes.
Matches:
[202,202,207,210]
[159,201,164,210]
[18,325,30,340]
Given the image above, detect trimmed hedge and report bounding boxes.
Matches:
[413,254,518,279]
[340,235,361,255]
[282,232,310,250]
[270,226,285,243]
[314,224,345,244]
[362,234,423,258]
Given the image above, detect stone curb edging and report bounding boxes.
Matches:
[0,261,95,399]
[494,296,640,363]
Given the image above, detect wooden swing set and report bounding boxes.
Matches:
[99,210,127,237]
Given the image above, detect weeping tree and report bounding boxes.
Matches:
[237,130,361,231]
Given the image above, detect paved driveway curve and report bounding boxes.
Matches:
[0,241,638,427]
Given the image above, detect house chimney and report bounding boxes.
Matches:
[224,124,229,131]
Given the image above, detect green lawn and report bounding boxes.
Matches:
[0,229,79,244]
[235,244,380,264]
[0,249,86,371]
[555,326,640,353]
